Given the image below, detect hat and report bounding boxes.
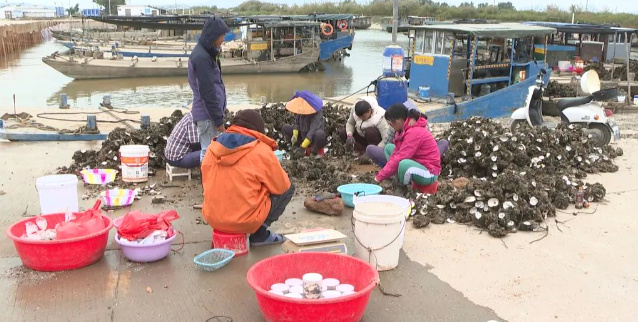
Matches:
[285,91,323,115]
[232,109,265,134]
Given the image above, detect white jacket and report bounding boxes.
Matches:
[345,97,390,147]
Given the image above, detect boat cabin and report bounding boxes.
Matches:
[524,22,638,65]
[244,21,320,62]
[406,23,556,99]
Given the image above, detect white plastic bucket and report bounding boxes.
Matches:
[35,174,79,214]
[352,195,408,271]
[119,145,150,183]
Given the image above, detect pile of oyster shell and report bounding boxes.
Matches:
[412,117,622,237]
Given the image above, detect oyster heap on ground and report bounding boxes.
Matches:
[413,117,622,237]
[59,110,184,174]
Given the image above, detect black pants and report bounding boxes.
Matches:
[338,127,382,153]
[250,181,296,242]
[281,124,327,154]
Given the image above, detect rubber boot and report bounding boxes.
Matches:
[412,180,439,194]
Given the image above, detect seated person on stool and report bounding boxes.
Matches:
[366,100,449,167]
[373,103,442,194]
[201,109,294,246]
[338,96,390,154]
[164,111,201,169]
[281,91,327,157]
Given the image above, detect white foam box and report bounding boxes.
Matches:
[282,229,348,254]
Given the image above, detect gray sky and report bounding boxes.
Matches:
[11,0,638,15]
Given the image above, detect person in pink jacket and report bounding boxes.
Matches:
[374,103,441,192]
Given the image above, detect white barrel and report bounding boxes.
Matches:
[352,197,407,271]
[119,145,150,183]
[35,174,78,214]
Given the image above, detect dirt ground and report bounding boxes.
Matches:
[1,108,637,321]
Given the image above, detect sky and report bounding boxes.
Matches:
[7,0,638,15]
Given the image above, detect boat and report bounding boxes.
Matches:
[403,23,557,123]
[352,16,372,30]
[284,14,356,61]
[43,21,322,79]
[523,22,638,66]
[381,16,437,33]
[58,40,193,58]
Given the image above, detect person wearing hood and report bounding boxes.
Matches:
[338,96,390,154]
[366,99,449,168]
[281,91,327,157]
[188,16,231,162]
[374,103,442,194]
[201,109,294,246]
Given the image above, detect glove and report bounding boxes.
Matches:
[374,175,381,183]
[291,129,299,145]
[300,138,311,148]
[346,135,354,146]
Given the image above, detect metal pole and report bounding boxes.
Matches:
[108,0,111,15]
[392,0,399,44]
[626,32,632,103]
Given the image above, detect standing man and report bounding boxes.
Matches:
[188,16,230,161]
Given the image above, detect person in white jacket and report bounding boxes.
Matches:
[338,96,390,154]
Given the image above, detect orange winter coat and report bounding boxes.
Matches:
[201,125,291,234]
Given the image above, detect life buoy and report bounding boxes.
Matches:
[337,20,348,31]
[321,23,334,36]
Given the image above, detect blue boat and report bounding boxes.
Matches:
[285,14,355,61]
[404,23,556,123]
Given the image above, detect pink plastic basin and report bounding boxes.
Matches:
[115,233,176,263]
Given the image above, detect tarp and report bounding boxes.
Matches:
[286,14,354,21]
[524,21,638,35]
[411,23,556,38]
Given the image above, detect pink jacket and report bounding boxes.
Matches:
[376,116,441,182]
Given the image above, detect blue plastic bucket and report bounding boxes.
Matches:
[274,150,285,161]
[337,183,383,208]
[418,86,430,99]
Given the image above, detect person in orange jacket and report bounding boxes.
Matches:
[201,109,294,246]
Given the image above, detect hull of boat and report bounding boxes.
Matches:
[42,49,319,79]
[319,34,354,61]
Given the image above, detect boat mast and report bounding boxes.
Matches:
[392,0,398,44]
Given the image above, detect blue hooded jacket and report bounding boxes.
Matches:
[188,16,230,126]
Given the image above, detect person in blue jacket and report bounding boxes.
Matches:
[188,16,230,162]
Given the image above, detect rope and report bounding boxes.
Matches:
[327,82,376,104]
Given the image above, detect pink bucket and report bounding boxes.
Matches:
[115,233,176,263]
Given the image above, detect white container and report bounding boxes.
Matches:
[321,290,341,299]
[270,283,289,294]
[289,285,303,295]
[352,196,407,271]
[35,174,79,214]
[302,273,323,299]
[634,95,638,105]
[269,290,284,296]
[557,61,571,72]
[285,278,303,287]
[336,284,355,293]
[119,145,150,183]
[323,278,340,290]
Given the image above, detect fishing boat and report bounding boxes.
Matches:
[58,40,193,58]
[402,23,556,123]
[43,21,322,79]
[283,14,356,61]
[381,16,437,33]
[352,16,372,30]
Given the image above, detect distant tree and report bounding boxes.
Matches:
[497,2,515,10]
[66,3,79,15]
[93,0,125,15]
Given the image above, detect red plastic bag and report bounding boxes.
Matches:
[56,200,106,240]
[117,210,179,241]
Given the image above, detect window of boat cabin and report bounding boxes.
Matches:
[414,30,453,55]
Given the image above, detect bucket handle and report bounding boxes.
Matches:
[351,190,366,205]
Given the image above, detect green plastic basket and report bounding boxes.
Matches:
[194,249,235,272]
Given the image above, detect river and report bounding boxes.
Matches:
[0,29,408,109]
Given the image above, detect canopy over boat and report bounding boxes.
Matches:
[409,23,556,38]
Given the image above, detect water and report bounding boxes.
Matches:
[0,30,408,109]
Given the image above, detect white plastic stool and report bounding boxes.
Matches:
[166,163,192,181]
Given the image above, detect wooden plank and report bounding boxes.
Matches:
[285,229,347,246]
[0,131,107,141]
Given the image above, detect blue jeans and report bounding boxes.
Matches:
[167,151,201,169]
[196,120,221,162]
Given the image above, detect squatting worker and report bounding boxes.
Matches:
[374,103,442,194]
[338,96,390,154]
[366,99,449,167]
[188,16,230,162]
[282,91,327,157]
[164,111,201,168]
[201,109,294,246]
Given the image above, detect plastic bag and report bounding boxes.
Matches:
[117,210,179,241]
[55,200,106,240]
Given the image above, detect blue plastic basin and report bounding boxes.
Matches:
[337,183,383,208]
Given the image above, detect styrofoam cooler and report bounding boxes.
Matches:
[352,195,409,271]
[35,174,79,214]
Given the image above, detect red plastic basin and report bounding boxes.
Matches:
[6,213,113,271]
[212,229,248,256]
[247,253,380,322]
